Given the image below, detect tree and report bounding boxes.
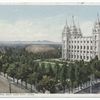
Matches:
[55,62,60,82]
[7,63,16,82]
[2,63,9,77]
[74,61,79,87]
[19,64,31,89]
[92,60,100,78]
[40,62,46,76]
[28,72,38,92]
[0,60,2,74]
[46,63,54,77]
[68,63,76,92]
[60,63,68,93]
[14,62,21,84]
[33,62,39,72]
[37,75,56,93]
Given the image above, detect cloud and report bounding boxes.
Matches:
[0,15,64,42]
[0,16,95,42]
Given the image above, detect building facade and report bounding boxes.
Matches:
[62,15,100,61]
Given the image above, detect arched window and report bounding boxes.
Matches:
[84,46,85,49]
[87,46,89,50]
[77,46,79,49]
[95,35,96,39]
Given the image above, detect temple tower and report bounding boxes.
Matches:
[92,13,100,59]
[62,20,70,60]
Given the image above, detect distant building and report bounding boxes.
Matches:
[62,14,100,61]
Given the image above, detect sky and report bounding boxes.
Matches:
[0,5,100,42]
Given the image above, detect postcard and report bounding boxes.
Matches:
[0,1,99,98]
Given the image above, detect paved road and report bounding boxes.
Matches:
[0,75,30,93]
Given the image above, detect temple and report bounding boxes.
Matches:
[62,14,100,61]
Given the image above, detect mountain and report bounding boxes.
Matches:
[0,40,61,45]
[31,40,61,44]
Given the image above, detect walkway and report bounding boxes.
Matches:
[0,75,30,93]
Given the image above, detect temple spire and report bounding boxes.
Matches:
[66,19,68,26]
[78,20,82,37]
[78,20,80,28]
[97,13,100,23]
[65,19,69,29]
[72,15,75,26]
[78,20,81,31]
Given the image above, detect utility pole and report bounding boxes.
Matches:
[90,74,94,93]
[9,82,11,93]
